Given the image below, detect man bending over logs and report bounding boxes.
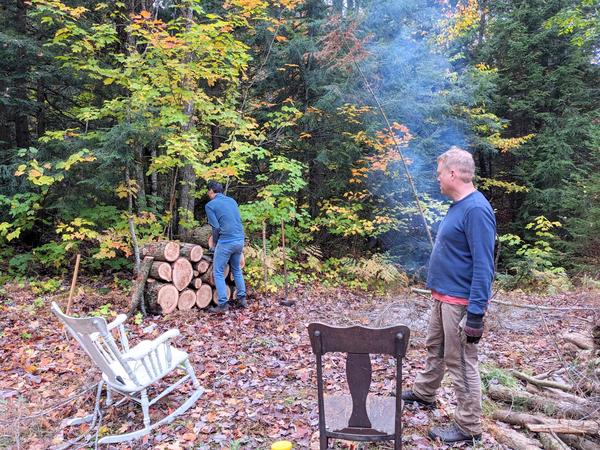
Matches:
[402,147,496,444]
[205,181,247,313]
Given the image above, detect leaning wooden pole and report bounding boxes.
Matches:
[281,219,288,301]
[262,219,268,292]
[66,253,81,315]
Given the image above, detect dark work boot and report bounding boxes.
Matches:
[428,423,481,444]
[401,390,436,409]
[208,303,229,314]
[237,297,247,309]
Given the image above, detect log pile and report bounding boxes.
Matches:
[141,240,244,314]
[488,331,600,450]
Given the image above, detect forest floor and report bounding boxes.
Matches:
[0,279,598,449]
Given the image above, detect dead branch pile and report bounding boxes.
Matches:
[487,330,600,450]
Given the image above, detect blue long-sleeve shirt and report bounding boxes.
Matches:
[204,193,245,244]
[426,191,496,316]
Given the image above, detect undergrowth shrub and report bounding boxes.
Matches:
[498,215,572,294]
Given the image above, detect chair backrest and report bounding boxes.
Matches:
[307,322,410,448]
[51,302,138,388]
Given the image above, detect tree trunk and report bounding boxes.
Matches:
[126,167,141,273]
[171,257,194,291]
[135,144,147,212]
[177,289,196,310]
[177,164,196,241]
[141,241,180,262]
[150,145,158,209]
[14,0,31,149]
[176,5,197,242]
[145,280,178,314]
[149,261,172,282]
[179,243,204,262]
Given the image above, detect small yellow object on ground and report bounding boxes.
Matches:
[271,441,293,450]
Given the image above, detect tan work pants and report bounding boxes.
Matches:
[412,300,482,435]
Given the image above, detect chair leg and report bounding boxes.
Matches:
[320,434,328,450]
[141,389,151,429]
[105,386,113,406]
[184,359,201,390]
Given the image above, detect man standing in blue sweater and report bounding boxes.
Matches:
[205,181,247,313]
[402,147,496,444]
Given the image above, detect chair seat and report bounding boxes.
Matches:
[324,394,400,438]
[104,342,189,392]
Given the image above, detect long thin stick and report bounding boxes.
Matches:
[262,220,268,292]
[66,253,81,315]
[351,59,434,247]
[281,219,288,302]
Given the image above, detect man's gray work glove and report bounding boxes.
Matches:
[464,312,484,344]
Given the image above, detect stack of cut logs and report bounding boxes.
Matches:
[142,237,244,314]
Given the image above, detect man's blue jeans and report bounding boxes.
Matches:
[213,240,246,306]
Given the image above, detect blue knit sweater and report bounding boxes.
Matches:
[426,191,496,316]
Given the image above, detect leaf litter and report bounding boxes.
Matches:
[0,280,597,449]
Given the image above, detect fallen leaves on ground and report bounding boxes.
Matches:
[0,280,597,449]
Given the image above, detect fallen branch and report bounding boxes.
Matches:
[557,434,600,450]
[527,421,599,435]
[513,370,574,392]
[487,422,542,450]
[538,432,569,450]
[492,409,543,426]
[409,289,595,311]
[493,299,596,312]
[535,368,567,380]
[488,385,594,419]
[563,333,594,351]
[491,409,598,434]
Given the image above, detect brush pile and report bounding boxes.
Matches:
[487,328,600,450]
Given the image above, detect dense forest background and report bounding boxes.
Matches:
[1,0,599,293]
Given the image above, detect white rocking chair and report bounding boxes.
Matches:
[51,302,204,445]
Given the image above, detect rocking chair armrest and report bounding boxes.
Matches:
[122,329,180,361]
[107,314,128,331]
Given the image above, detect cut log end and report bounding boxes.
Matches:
[172,257,194,291]
[196,285,213,309]
[178,289,196,310]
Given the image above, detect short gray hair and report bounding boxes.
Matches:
[437,146,475,183]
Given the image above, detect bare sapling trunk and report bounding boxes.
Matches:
[127,256,154,317]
